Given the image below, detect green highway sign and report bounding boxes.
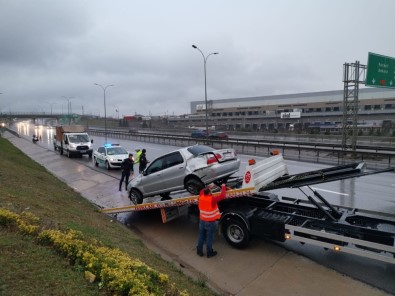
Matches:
[366,52,395,89]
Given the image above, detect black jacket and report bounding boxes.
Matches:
[121,158,134,172]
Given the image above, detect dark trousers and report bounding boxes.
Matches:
[197,220,218,254]
[139,164,147,173]
[119,171,130,190]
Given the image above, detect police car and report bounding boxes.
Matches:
[93,144,129,170]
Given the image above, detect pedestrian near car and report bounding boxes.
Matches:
[196,184,227,258]
[119,153,134,191]
[134,149,142,165]
[139,148,149,173]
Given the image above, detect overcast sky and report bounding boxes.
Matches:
[0,0,394,118]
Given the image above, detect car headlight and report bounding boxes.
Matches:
[69,143,76,148]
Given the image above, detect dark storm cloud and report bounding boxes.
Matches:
[0,1,88,67]
[0,0,394,116]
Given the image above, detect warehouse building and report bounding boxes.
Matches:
[168,88,395,134]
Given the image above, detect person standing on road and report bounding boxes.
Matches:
[139,148,149,173]
[119,153,134,191]
[134,149,142,165]
[196,184,227,258]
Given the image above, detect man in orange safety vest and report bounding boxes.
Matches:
[196,183,227,258]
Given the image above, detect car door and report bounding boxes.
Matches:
[141,152,185,195]
[159,152,185,192]
[97,147,106,164]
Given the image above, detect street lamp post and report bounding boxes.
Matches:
[94,83,114,143]
[192,45,219,140]
[46,101,55,115]
[61,96,73,125]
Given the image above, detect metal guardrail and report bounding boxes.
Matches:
[88,128,394,171]
[1,127,20,138]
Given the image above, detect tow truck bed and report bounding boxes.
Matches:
[100,154,395,264]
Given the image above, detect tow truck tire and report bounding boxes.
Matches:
[129,189,143,205]
[185,178,204,195]
[221,218,250,249]
[106,161,111,170]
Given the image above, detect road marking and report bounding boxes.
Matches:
[309,187,349,196]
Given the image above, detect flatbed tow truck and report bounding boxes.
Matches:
[101,155,395,264]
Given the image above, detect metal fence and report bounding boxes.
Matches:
[88,129,394,171]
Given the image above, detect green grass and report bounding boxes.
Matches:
[0,136,216,296]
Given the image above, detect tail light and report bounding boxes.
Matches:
[207,153,222,165]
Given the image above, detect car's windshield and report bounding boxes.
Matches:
[187,145,214,156]
[68,135,89,143]
[107,147,128,155]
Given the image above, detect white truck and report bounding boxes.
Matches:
[53,125,93,158]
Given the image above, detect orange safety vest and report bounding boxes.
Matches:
[199,193,221,222]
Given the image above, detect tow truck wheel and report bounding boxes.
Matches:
[185,178,204,195]
[222,218,250,249]
[106,161,111,170]
[129,189,143,205]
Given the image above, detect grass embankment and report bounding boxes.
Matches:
[0,136,214,296]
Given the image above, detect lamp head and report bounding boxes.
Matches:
[192,45,197,49]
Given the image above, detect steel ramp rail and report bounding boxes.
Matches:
[259,162,394,191]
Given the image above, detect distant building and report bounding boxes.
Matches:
[168,88,395,134]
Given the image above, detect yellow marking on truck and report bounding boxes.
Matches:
[100,187,255,214]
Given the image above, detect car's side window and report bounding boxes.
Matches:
[146,158,164,174]
[166,152,184,168]
[98,147,104,154]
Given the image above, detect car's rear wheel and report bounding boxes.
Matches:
[185,178,205,195]
[129,189,143,205]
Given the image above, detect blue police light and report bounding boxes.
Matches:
[104,143,120,148]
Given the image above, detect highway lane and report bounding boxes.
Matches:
[22,124,395,215]
[15,123,395,294]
